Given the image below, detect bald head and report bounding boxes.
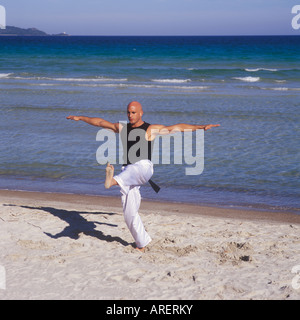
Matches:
[127,101,144,127]
[127,101,143,112]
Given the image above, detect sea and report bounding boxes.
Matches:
[0,36,299,213]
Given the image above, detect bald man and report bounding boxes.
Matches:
[67,101,219,251]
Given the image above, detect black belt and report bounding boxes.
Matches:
[148,179,160,193]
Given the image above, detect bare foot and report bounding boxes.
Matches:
[104,162,114,189]
[135,247,145,253]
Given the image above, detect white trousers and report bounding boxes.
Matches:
[113,160,153,248]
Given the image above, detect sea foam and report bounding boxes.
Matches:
[233,76,260,82]
[12,75,128,82]
[245,68,278,72]
[0,73,12,78]
[151,79,191,83]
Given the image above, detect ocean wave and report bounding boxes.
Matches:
[79,83,209,90]
[262,87,300,91]
[271,87,289,91]
[187,67,278,73]
[0,73,12,78]
[233,76,260,82]
[13,76,128,82]
[187,68,243,74]
[151,79,191,83]
[245,68,278,72]
[52,77,128,82]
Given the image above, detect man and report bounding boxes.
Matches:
[67,101,219,251]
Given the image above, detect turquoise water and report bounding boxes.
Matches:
[0,36,299,212]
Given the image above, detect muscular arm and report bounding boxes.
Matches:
[147,123,220,140]
[66,115,120,133]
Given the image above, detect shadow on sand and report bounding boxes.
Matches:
[4,204,131,247]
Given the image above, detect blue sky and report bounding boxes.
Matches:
[0,0,299,35]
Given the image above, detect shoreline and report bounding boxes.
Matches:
[1,189,300,224]
[0,174,298,215]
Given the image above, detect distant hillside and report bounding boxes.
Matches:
[0,26,69,36]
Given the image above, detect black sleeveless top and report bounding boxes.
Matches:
[121,122,153,165]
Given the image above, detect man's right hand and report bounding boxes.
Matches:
[66,115,81,121]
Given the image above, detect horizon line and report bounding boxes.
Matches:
[0,34,298,37]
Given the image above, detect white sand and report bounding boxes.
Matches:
[0,190,299,300]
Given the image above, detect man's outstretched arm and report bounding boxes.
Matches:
[66,115,120,133]
[165,123,220,132]
[147,123,220,140]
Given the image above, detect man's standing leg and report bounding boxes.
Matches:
[120,185,152,249]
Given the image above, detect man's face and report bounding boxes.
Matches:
[127,105,143,126]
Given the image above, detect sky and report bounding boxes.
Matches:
[0,0,299,36]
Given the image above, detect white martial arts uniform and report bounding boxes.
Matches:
[113,159,153,248]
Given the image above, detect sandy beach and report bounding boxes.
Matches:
[0,189,299,300]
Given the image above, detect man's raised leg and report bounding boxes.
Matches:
[105,162,118,189]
